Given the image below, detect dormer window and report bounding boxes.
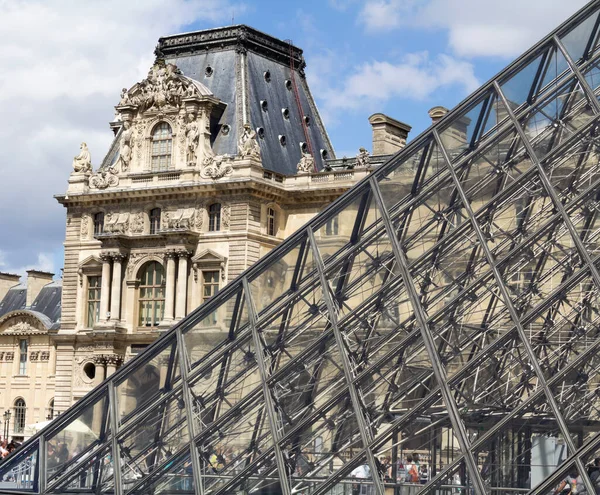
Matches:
[151,122,172,172]
[150,208,161,234]
[93,212,104,235]
[208,203,221,232]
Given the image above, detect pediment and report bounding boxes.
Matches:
[0,313,49,335]
[79,255,102,270]
[192,249,226,264]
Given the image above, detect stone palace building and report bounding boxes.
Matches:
[0,25,413,438]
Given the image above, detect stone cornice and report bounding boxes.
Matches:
[159,25,304,68]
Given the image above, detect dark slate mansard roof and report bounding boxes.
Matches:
[0,280,62,330]
[102,25,336,176]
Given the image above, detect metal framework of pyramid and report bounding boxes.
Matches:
[5,2,600,494]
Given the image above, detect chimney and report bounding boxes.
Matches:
[368,113,412,156]
[0,273,21,303]
[428,106,449,124]
[26,270,54,307]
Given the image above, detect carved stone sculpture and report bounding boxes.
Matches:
[297,152,315,173]
[185,113,200,166]
[238,124,261,159]
[130,212,144,234]
[90,166,119,189]
[201,155,234,180]
[72,142,92,174]
[119,88,131,106]
[356,147,371,169]
[119,122,133,172]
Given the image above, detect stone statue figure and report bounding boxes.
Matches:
[119,88,131,106]
[72,142,92,173]
[238,124,261,159]
[356,147,371,168]
[297,152,314,173]
[119,122,133,172]
[185,114,200,166]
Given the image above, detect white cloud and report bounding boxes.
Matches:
[0,251,55,279]
[315,52,478,120]
[359,0,589,58]
[0,0,242,272]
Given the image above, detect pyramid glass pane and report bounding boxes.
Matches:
[7,2,600,494]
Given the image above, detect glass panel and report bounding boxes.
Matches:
[47,447,113,494]
[559,10,600,63]
[249,237,307,316]
[116,339,179,422]
[46,392,110,483]
[118,390,189,485]
[183,286,248,370]
[0,440,39,492]
[127,450,193,494]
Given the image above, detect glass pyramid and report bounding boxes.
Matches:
[5,2,600,494]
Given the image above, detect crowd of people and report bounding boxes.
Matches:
[350,452,431,494]
[0,439,20,459]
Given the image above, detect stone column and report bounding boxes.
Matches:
[93,355,107,386]
[191,262,199,311]
[110,254,125,322]
[163,251,177,323]
[105,355,122,377]
[99,254,112,322]
[175,251,190,319]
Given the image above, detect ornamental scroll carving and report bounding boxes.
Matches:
[89,166,119,189]
[222,204,231,230]
[201,155,233,180]
[80,214,90,239]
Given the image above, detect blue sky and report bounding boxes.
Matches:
[0,0,589,278]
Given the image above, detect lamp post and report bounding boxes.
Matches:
[3,410,11,440]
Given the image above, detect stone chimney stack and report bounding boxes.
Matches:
[26,270,54,307]
[0,273,20,302]
[368,113,412,156]
[428,106,449,125]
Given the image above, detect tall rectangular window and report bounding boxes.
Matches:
[267,207,276,236]
[19,340,27,375]
[202,271,220,303]
[87,276,101,328]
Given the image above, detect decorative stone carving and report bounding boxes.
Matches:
[297,152,314,173]
[222,204,231,230]
[40,351,50,362]
[104,212,129,234]
[356,147,371,169]
[117,59,206,114]
[89,166,119,189]
[105,355,124,367]
[165,208,195,229]
[80,214,90,239]
[72,142,92,174]
[30,351,39,362]
[185,113,200,166]
[201,154,234,180]
[119,121,134,172]
[7,322,36,334]
[130,212,145,234]
[5,352,14,362]
[0,353,4,361]
[238,124,261,159]
[126,253,148,278]
[195,204,205,230]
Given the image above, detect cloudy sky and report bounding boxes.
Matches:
[0,0,589,279]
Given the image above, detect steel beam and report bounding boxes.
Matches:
[307,227,387,495]
[369,177,488,495]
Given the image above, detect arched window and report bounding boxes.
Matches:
[151,122,172,172]
[93,212,104,235]
[14,398,26,434]
[208,203,221,232]
[138,261,165,327]
[267,207,276,236]
[150,208,161,234]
